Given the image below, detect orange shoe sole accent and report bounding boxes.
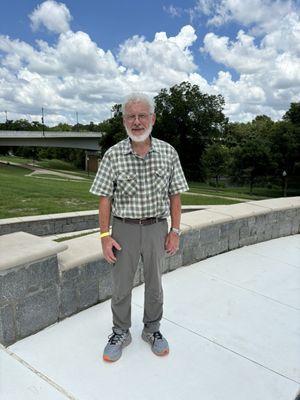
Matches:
[156,349,169,356]
[103,355,115,362]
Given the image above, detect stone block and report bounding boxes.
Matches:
[161,255,169,274]
[239,224,250,239]
[220,222,230,240]
[262,226,273,241]
[255,214,267,226]
[79,261,100,283]
[54,221,64,231]
[200,226,220,243]
[168,253,182,271]
[26,256,59,293]
[284,209,297,219]
[205,239,229,257]
[279,223,292,236]
[76,222,87,231]
[0,225,10,235]
[181,229,201,249]
[192,244,206,262]
[15,286,59,339]
[61,266,79,282]
[255,225,267,242]
[239,235,258,247]
[228,230,240,250]
[0,304,15,346]
[64,224,75,233]
[98,261,113,301]
[59,280,78,319]
[0,267,27,303]
[267,211,280,225]
[292,218,300,234]
[271,223,280,239]
[78,281,99,310]
[249,224,258,237]
[182,247,195,265]
[75,261,101,309]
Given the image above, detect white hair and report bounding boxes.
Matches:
[122,93,155,114]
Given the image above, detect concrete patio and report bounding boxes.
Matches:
[1,234,299,400]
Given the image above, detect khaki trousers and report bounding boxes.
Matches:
[111,217,168,333]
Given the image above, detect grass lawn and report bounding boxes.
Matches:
[0,159,295,219]
[0,164,97,219]
[188,181,300,199]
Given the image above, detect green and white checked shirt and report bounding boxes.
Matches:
[90,135,189,218]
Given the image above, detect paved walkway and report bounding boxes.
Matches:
[0,160,88,180]
[1,235,300,400]
[187,191,251,202]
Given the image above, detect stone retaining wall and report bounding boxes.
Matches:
[0,198,299,346]
[0,211,99,237]
[0,207,201,237]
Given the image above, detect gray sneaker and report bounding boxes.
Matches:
[103,328,132,362]
[142,330,169,356]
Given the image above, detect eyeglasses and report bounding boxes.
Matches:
[124,113,152,123]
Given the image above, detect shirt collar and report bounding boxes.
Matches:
[122,135,160,155]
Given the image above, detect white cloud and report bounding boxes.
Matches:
[192,0,295,32]
[197,0,300,121]
[0,0,299,125]
[29,0,72,34]
[118,25,197,87]
[163,5,182,17]
[0,22,207,124]
[202,30,277,74]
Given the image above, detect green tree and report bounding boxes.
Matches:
[230,132,274,194]
[270,121,300,181]
[98,104,126,156]
[202,143,231,186]
[52,123,72,131]
[153,82,228,180]
[283,102,300,125]
[0,119,45,131]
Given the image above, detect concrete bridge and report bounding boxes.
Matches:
[0,131,103,150]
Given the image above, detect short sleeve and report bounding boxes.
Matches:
[168,150,189,195]
[89,152,115,197]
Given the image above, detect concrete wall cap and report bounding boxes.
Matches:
[72,210,98,217]
[247,197,300,210]
[181,209,233,230]
[206,202,273,218]
[0,232,68,271]
[0,217,24,225]
[12,214,54,223]
[58,232,102,271]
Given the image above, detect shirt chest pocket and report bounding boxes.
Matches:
[154,168,169,193]
[116,172,137,197]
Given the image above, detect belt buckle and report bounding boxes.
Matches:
[139,219,143,225]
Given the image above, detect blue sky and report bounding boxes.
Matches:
[0,0,299,124]
[1,0,234,80]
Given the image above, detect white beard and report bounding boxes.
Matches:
[125,125,153,143]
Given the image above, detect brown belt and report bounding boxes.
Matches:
[114,216,166,225]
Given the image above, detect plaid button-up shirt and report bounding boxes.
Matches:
[90,135,189,218]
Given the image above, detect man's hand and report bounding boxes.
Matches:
[101,236,122,264]
[165,231,180,256]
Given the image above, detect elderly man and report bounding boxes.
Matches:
[90,93,189,362]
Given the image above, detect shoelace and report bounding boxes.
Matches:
[152,331,163,343]
[108,331,127,345]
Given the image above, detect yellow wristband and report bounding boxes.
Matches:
[100,231,110,238]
